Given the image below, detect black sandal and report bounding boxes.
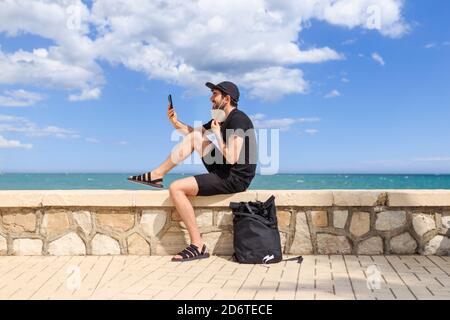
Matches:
[127,171,164,188]
[171,244,210,262]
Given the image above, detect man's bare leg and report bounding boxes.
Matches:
[144,130,213,182]
[169,176,203,260]
[134,130,213,259]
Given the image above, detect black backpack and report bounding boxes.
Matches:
[229,195,283,264]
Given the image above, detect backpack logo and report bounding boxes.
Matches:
[262,254,274,264]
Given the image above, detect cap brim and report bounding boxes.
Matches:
[205,82,218,91]
[205,82,238,103]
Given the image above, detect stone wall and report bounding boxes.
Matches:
[0,190,449,256]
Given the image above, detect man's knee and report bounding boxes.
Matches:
[169,178,199,197]
[169,181,182,195]
[187,130,206,154]
[185,130,203,143]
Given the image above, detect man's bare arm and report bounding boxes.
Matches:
[174,120,194,135]
[167,104,201,136]
[215,132,244,165]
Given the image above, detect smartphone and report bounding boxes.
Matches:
[168,94,173,109]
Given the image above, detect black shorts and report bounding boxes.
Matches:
[194,147,249,196]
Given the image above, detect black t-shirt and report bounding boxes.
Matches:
[203,108,257,185]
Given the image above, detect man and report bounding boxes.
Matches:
[128,81,257,262]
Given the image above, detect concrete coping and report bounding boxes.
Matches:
[0,190,449,208]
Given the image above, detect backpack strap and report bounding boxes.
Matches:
[244,203,255,215]
[264,195,276,207]
[282,256,303,264]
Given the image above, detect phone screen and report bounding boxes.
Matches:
[168,94,173,109]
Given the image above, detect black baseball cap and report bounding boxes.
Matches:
[205,81,240,104]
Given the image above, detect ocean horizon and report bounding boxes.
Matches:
[1,173,449,190]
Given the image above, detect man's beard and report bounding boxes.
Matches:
[212,99,225,110]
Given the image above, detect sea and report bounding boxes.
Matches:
[0,173,449,190]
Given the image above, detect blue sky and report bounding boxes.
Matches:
[0,0,449,174]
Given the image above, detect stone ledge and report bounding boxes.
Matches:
[0,190,449,207]
[388,190,450,207]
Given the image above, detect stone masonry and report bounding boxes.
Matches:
[0,190,449,256]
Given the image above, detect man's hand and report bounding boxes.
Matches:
[167,103,180,129]
[167,103,195,135]
[211,119,221,137]
[212,119,244,165]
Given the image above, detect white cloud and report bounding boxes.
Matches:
[250,113,320,131]
[69,88,101,101]
[364,157,450,165]
[424,42,450,49]
[28,126,80,139]
[413,157,450,162]
[254,118,297,131]
[0,0,409,101]
[0,0,91,41]
[0,89,44,107]
[117,141,128,145]
[325,89,341,98]
[372,52,385,66]
[0,115,79,139]
[361,159,406,165]
[0,0,101,101]
[341,38,357,45]
[0,135,32,149]
[0,48,103,99]
[240,67,309,101]
[1,115,23,124]
[0,115,28,122]
[341,77,350,83]
[251,113,266,121]
[297,117,321,122]
[86,138,100,143]
[311,0,409,38]
[305,129,319,135]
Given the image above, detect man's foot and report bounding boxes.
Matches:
[171,243,209,262]
[127,170,164,188]
[172,241,204,261]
